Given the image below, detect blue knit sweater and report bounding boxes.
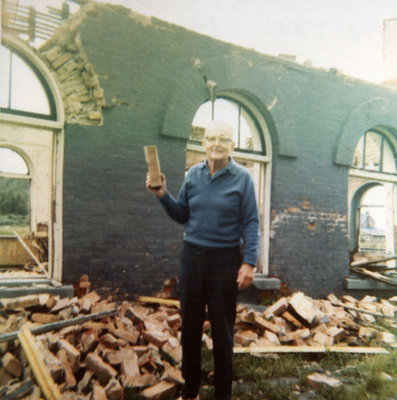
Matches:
[159,158,260,266]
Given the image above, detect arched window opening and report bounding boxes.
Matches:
[0,148,30,236]
[186,95,272,274]
[356,185,387,254]
[0,34,63,281]
[349,129,397,264]
[190,97,264,154]
[0,42,55,119]
[352,130,396,174]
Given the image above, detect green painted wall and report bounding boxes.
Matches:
[61,4,397,297]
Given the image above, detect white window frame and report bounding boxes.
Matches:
[0,33,64,283]
[349,128,397,260]
[187,92,273,274]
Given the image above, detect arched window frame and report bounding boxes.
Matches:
[352,128,397,174]
[350,182,382,252]
[0,33,65,282]
[1,33,64,128]
[189,95,267,155]
[0,42,57,120]
[186,91,273,274]
[348,127,397,258]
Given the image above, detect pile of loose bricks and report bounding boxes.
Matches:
[0,278,396,399]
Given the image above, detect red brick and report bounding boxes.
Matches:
[86,353,118,385]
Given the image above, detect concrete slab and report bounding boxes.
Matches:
[0,285,74,298]
[253,275,281,290]
[344,277,397,290]
[0,278,52,287]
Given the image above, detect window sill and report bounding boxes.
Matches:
[344,276,397,290]
[253,274,281,290]
[0,281,74,298]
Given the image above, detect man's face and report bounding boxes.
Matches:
[202,124,235,162]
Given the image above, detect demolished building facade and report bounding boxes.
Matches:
[1,2,397,298]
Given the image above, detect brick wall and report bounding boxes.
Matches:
[62,111,187,296]
[51,3,397,297]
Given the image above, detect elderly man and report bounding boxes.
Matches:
[146,120,260,400]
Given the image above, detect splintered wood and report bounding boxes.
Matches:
[350,255,397,287]
[0,283,396,399]
[144,145,162,188]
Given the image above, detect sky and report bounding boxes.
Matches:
[21,0,397,84]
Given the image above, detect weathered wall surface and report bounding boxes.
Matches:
[46,3,397,297]
[62,118,186,296]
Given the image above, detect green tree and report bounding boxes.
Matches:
[0,177,29,216]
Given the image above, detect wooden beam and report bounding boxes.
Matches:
[351,267,397,287]
[137,296,180,307]
[234,345,389,354]
[18,325,62,400]
[13,230,49,278]
[333,302,397,322]
[0,308,117,343]
[351,255,397,268]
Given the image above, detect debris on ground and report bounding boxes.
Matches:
[0,275,396,399]
[233,291,397,353]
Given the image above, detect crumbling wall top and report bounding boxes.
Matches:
[38,2,106,126]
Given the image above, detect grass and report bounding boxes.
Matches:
[197,344,397,400]
[126,318,397,399]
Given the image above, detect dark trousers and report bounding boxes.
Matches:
[179,241,241,400]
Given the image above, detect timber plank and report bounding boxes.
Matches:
[233,345,389,354]
[18,325,62,400]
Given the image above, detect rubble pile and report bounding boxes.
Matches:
[0,279,396,399]
[0,284,183,399]
[233,292,397,349]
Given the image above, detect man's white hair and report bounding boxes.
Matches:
[205,121,234,138]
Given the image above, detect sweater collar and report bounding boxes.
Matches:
[200,157,237,175]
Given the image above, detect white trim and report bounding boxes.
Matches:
[349,168,397,258]
[52,128,64,282]
[0,172,31,179]
[2,33,65,125]
[262,162,272,274]
[1,33,65,284]
[350,168,397,183]
[0,112,63,130]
